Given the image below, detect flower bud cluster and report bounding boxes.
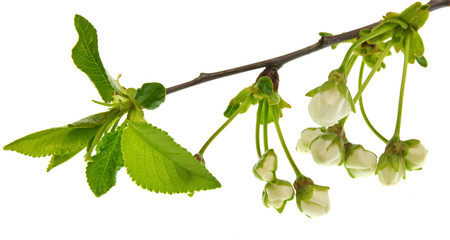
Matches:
[297,124,377,178]
[253,149,294,213]
[376,139,427,185]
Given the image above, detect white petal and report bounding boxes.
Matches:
[309,87,351,127]
[406,143,427,170]
[296,128,323,153]
[346,148,377,170]
[311,138,341,166]
[378,165,404,186]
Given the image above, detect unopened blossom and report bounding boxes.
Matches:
[345,145,377,178]
[253,149,278,182]
[377,153,405,186]
[308,83,351,127]
[310,133,344,166]
[262,180,294,213]
[403,140,427,170]
[295,177,330,218]
[296,128,324,153]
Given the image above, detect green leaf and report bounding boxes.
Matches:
[47,149,83,172]
[72,14,119,103]
[416,56,428,68]
[408,30,425,64]
[85,108,124,160]
[223,88,253,118]
[68,111,110,128]
[134,82,166,110]
[122,121,221,194]
[257,76,273,96]
[86,128,124,197]
[223,103,240,118]
[399,2,429,30]
[4,126,99,157]
[367,22,396,45]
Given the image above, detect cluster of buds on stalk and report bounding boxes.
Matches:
[298,123,378,178]
[298,2,430,185]
[377,139,427,185]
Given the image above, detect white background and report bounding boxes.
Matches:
[1,1,449,239]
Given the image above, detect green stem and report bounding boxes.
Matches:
[271,105,303,178]
[255,100,263,158]
[393,31,411,140]
[198,98,251,155]
[345,54,359,77]
[339,23,396,72]
[263,99,269,152]
[358,61,388,144]
[353,40,394,104]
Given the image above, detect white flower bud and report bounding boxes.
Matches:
[377,153,405,186]
[296,184,330,218]
[296,128,324,153]
[403,140,427,170]
[308,84,351,127]
[345,145,377,178]
[253,149,277,182]
[262,180,294,213]
[310,133,343,166]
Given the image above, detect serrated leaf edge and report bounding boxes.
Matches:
[123,121,221,194]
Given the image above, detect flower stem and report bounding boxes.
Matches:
[263,99,269,152]
[255,100,263,158]
[352,40,394,104]
[198,98,251,156]
[344,54,359,77]
[392,31,411,140]
[271,105,303,178]
[339,23,396,73]
[357,61,388,144]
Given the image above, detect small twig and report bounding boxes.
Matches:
[166,0,449,95]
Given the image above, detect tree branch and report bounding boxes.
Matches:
[166,0,449,95]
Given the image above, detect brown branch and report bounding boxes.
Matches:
[166,0,449,95]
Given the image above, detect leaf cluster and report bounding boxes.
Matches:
[223,75,291,122]
[4,14,221,197]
